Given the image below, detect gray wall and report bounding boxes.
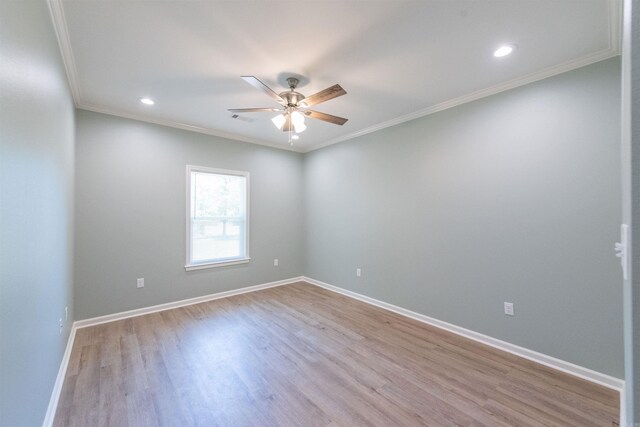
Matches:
[0,1,76,426]
[304,58,624,378]
[74,110,304,319]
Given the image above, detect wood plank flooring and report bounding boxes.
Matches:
[54,282,619,426]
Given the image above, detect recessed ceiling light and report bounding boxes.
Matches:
[140,97,155,105]
[292,135,299,140]
[494,45,514,58]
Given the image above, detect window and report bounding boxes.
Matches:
[185,165,249,270]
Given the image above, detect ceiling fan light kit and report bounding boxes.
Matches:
[229,75,348,146]
[271,114,286,130]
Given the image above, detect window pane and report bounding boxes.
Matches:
[190,171,246,264]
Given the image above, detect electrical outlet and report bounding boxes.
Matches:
[356,268,361,277]
[137,278,144,288]
[273,259,279,267]
[65,306,68,322]
[504,302,514,316]
[59,318,63,334]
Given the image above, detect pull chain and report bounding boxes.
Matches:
[288,109,293,146]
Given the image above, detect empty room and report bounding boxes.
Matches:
[3,0,640,426]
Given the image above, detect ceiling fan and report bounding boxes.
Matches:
[229,76,348,145]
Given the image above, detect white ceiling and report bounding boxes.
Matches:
[50,0,620,152]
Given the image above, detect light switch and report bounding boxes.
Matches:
[615,224,629,280]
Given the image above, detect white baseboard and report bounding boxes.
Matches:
[44,275,625,427]
[74,276,305,329]
[302,276,625,392]
[42,276,304,426]
[42,322,77,427]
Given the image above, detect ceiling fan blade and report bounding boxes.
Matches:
[299,84,346,107]
[303,110,348,126]
[241,76,285,105]
[228,108,283,113]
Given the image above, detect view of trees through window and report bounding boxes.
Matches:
[190,171,247,263]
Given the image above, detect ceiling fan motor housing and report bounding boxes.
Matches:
[280,78,305,107]
[279,91,306,107]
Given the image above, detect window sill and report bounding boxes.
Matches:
[185,257,251,271]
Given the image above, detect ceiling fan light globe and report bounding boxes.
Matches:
[294,122,307,133]
[271,114,286,130]
[291,110,305,127]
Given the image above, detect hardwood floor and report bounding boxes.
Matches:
[54,282,619,426]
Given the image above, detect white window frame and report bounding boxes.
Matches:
[185,165,250,271]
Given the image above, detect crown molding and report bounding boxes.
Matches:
[48,0,623,154]
[78,46,618,155]
[304,0,622,152]
[302,48,620,153]
[47,0,299,153]
[47,0,81,105]
[77,102,303,152]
